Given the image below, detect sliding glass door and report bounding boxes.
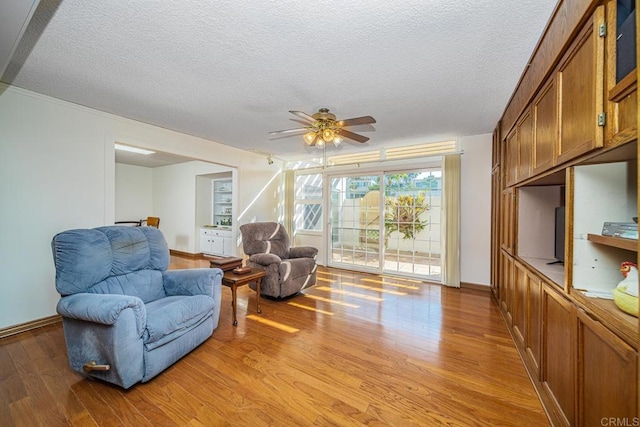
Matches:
[328,167,442,281]
[329,175,381,271]
[383,170,441,280]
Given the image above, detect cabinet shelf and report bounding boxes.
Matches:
[211,178,233,236]
[587,233,637,252]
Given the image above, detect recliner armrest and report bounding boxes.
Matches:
[288,246,318,259]
[248,253,282,266]
[162,268,222,297]
[56,293,147,337]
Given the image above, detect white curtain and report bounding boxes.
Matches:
[283,170,295,239]
[442,154,461,287]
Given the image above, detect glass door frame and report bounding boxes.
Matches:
[324,159,442,280]
[325,171,385,275]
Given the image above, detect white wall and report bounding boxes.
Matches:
[115,163,153,222]
[0,84,281,329]
[460,133,492,286]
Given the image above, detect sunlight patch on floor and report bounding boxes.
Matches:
[316,271,356,279]
[360,278,420,289]
[337,281,407,296]
[315,286,385,302]
[246,315,299,333]
[287,302,334,315]
[316,277,408,296]
[363,276,423,284]
[303,294,360,308]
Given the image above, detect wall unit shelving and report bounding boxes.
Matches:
[213,178,233,227]
[199,176,234,256]
[491,1,639,424]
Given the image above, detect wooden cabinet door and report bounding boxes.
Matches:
[526,275,542,379]
[557,7,605,165]
[513,262,528,347]
[500,188,515,254]
[542,285,576,426]
[577,310,638,426]
[500,252,514,325]
[516,108,533,182]
[504,129,518,187]
[492,127,500,168]
[604,0,638,147]
[533,76,557,174]
[490,168,501,300]
[500,189,510,251]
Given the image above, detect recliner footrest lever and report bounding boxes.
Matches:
[83,361,111,372]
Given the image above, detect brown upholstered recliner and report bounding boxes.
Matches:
[240,222,318,298]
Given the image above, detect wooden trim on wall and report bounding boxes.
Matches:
[0,315,62,340]
[460,282,491,292]
[169,249,205,259]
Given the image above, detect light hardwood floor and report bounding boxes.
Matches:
[0,257,548,426]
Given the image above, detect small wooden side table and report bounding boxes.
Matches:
[221,268,266,326]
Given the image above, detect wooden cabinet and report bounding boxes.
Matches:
[492,2,638,425]
[516,108,534,182]
[504,109,533,184]
[532,76,557,174]
[605,0,638,147]
[556,7,605,164]
[490,166,501,300]
[512,262,543,379]
[500,251,514,325]
[577,309,638,425]
[504,129,518,187]
[542,284,576,426]
[500,187,515,254]
[526,274,542,378]
[492,127,501,168]
[513,261,528,347]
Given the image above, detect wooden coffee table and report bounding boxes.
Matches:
[208,256,243,272]
[221,268,266,326]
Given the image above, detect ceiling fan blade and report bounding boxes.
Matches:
[336,116,376,127]
[268,127,310,135]
[337,129,369,143]
[289,110,316,123]
[290,118,313,126]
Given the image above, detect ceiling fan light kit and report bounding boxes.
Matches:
[270,108,376,149]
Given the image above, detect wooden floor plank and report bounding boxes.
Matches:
[6,333,70,426]
[0,259,549,426]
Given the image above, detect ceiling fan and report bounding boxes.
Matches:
[269,108,376,148]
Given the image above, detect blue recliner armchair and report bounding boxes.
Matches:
[51,225,222,389]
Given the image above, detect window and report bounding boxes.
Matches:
[294,173,323,231]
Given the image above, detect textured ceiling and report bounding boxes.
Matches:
[2,0,558,160]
